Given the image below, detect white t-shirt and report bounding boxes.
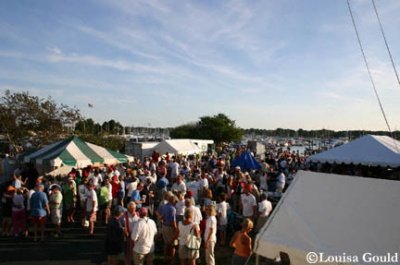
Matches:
[89,174,102,188]
[241,193,257,217]
[107,183,113,201]
[186,181,200,200]
[170,162,180,179]
[259,175,268,191]
[172,182,186,195]
[204,216,217,243]
[258,199,272,217]
[78,184,88,203]
[126,180,139,198]
[127,212,140,234]
[178,221,196,246]
[131,217,158,254]
[175,199,185,216]
[276,172,286,190]
[198,178,209,190]
[216,201,229,226]
[189,205,203,225]
[86,189,98,212]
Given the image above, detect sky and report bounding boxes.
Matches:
[1,0,400,131]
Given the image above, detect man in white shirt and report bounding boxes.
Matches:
[240,184,257,221]
[256,192,273,231]
[85,183,98,236]
[171,174,186,196]
[131,207,158,265]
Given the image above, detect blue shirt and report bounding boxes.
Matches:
[131,190,142,209]
[160,203,176,226]
[30,191,48,217]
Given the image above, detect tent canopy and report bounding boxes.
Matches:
[231,151,261,171]
[153,139,200,155]
[254,170,400,264]
[307,135,400,167]
[23,136,133,168]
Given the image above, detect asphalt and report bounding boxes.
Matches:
[0,223,107,265]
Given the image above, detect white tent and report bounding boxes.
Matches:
[307,135,400,167]
[254,170,400,264]
[153,139,201,155]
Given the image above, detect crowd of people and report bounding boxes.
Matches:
[1,147,307,265]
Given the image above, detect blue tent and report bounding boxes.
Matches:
[232,151,262,171]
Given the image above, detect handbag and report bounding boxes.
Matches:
[185,226,201,250]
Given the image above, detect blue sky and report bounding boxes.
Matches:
[1,0,400,131]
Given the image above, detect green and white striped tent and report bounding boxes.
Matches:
[23,136,133,168]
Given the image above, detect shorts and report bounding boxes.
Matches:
[179,245,198,260]
[133,251,154,265]
[86,211,97,222]
[162,225,176,245]
[32,216,47,225]
[50,209,62,224]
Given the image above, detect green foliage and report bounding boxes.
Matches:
[78,134,125,152]
[170,113,243,144]
[169,123,197,139]
[75,119,124,135]
[0,90,81,148]
[243,128,400,140]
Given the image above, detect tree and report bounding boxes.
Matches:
[170,113,243,144]
[169,123,197,139]
[0,90,81,149]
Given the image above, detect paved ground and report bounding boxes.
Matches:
[0,223,107,265]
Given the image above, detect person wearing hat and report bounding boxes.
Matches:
[30,183,50,242]
[106,205,125,265]
[49,185,63,238]
[131,207,157,265]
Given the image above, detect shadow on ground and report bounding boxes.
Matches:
[0,223,106,265]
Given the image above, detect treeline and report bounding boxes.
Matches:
[243,128,400,140]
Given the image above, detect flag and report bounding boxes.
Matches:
[88,103,93,108]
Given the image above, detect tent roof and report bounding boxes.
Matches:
[254,170,400,264]
[231,151,261,170]
[153,139,200,155]
[307,135,400,167]
[24,136,133,168]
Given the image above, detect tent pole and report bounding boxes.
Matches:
[256,254,260,265]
